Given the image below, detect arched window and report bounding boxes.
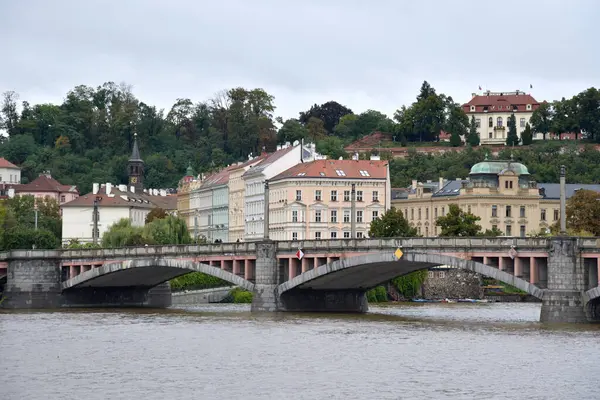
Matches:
[497,117,503,127]
[488,117,493,128]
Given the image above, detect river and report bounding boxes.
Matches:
[1,303,599,400]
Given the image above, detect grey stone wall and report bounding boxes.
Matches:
[171,287,233,305]
[279,289,368,313]
[540,238,588,323]
[251,241,280,312]
[3,256,62,309]
[422,269,483,300]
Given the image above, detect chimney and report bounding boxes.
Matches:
[439,177,444,190]
[130,186,135,193]
[300,138,304,163]
[93,183,100,195]
[471,93,476,98]
[106,183,112,195]
[411,180,417,190]
[7,188,15,198]
[276,144,281,151]
[159,189,166,196]
[118,184,127,192]
[370,154,380,161]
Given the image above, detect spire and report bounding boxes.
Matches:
[186,162,194,177]
[129,133,143,162]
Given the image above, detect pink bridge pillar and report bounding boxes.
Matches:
[514,257,523,279]
[498,257,505,271]
[530,257,538,284]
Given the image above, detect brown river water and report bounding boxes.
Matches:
[1,302,599,400]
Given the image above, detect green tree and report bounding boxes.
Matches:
[276,118,308,144]
[466,115,480,146]
[521,123,533,145]
[368,207,417,238]
[436,204,482,237]
[299,101,353,134]
[142,215,192,245]
[506,113,519,146]
[530,102,554,141]
[145,207,168,224]
[306,117,327,142]
[575,87,600,142]
[562,189,600,235]
[316,136,347,160]
[101,219,146,248]
[481,227,503,236]
[445,101,468,147]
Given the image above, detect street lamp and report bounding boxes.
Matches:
[34,202,39,231]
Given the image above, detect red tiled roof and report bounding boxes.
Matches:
[0,158,19,169]
[271,159,388,181]
[200,164,239,189]
[62,185,173,209]
[463,93,540,113]
[16,173,78,194]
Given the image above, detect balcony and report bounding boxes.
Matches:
[493,126,505,131]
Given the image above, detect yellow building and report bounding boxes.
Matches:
[268,158,391,241]
[391,158,600,237]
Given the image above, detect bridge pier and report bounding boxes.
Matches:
[279,289,368,313]
[540,238,589,323]
[2,251,62,309]
[62,282,172,308]
[250,241,281,312]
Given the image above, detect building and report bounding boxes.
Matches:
[391,157,600,237]
[462,90,540,145]
[177,165,196,236]
[267,157,390,241]
[227,154,267,243]
[243,142,320,241]
[0,158,20,184]
[15,171,79,205]
[60,134,175,244]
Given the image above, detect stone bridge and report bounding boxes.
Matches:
[1,237,600,323]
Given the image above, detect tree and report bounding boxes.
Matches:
[506,112,519,146]
[563,189,600,235]
[521,123,533,145]
[466,115,480,146]
[575,87,600,142]
[1,91,20,137]
[316,136,346,160]
[145,207,168,224]
[436,204,482,237]
[445,102,468,146]
[298,101,353,134]
[277,118,308,144]
[481,227,503,236]
[530,102,553,140]
[368,207,417,238]
[552,97,580,140]
[306,117,327,142]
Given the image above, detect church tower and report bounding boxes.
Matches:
[128,133,144,192]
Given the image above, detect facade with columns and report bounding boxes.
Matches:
[392,159,600,237]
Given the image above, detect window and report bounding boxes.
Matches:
[411,209,414,220]
[343,210,350,223]
[492,224,498,231]
[492,205,498,217]
[488,117,493,128]
[506,206,512,218]
[60,195,66,203]
[405,209,408,218]
[335,169,346,176]
[315,210,322,222]
[520,206,526,218]
[425,208,429,219]
[505,180,513,189]
[372,210,379,220]
[315,190,322,201]
[296,190,302,201]
[359,170,370,177]
[292,210,298,222]
[428,271,434,278]
[506,224,512,236]
[489,132,493,139]
[425,227,429,237]
[434,208,438,218]
[418,208,422,220]
[441,207,445,216]
[470,105,476,112]
[315,232,321,239]
[554,209,559,221]
[497,117,503,127]
[526,104,532,110]
[292,232,298,240]
[372,191,379,202]
[344,190,350,202]
[356,211,363,223]
[343,231,350,238]
[475,118,481,128]
[439,271,445,279]
[331,210,337,223]
[520,225,526,237]
[520,118,526,128]
[331,190,337,201]
[356,191,363,201]
[330,231,337,239]
[357,232,364,238]
[467,205,471,214]
[541,209,546,221]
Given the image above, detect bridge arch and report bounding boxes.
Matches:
[278,251,544,299]
[61,258,255,292]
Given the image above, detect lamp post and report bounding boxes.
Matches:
[34,202,39,231]
[559,165,566,235]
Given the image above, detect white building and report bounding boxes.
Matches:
[0,157,21,184]
[60,183,175,244]
[243,142,321,241]
[462,90,540,145]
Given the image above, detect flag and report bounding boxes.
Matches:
[530,84,533,89]
[479,85,482,90]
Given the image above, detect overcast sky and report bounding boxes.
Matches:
[1,0,598,120]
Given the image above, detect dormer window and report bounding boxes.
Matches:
[526,104,532,110]
[470,105,475,112]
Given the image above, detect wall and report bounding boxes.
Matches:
[171,287,233,305]
[212,185,229,242]
[0,166,20,184]
[468,110,534,145]
[421,268,484,299]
